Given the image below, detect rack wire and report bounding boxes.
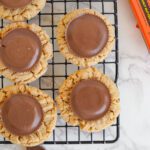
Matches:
[0,0,119,145]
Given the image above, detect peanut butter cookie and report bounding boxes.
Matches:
[0,0,46,21]
[57,9,115,67]
[56,67,120,132]
[0,22,53,84]
[0,84,57,147]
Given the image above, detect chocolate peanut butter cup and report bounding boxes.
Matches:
[66,14,108,58]
[2,94,43,136]
[27,146,45,150]
[0,28,42,72]
[0,0,32,9]
[0,22,53,84]
[57,9,115,67]
[71,79,111,121]
[0,85,57,146]
[0,0,46,21]
[56,67,120,132]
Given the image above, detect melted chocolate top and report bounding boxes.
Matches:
[0,0,32,9]
[27,146,45,150]
[2,94,43,136]
[71,79,111,121]
[66,14,108,58]
[0,28,41,72]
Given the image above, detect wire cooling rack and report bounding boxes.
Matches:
[0,0,119,145]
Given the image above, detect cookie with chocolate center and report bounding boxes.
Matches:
[0,0,46,21]
[57,9,115,67]
[0,22,53,84]
[0,85,57,146]
[56,67,120,132]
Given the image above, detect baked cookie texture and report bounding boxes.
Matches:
[57,9,115,67]
[0,84,57,147]
[0,0,46,21]
[56,67,120,132]
[0,22,53,84]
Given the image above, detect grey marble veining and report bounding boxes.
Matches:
[1,0,150,149]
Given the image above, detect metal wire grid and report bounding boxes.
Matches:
[0,0,119,144]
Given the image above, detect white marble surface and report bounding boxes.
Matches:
[1,0,150,149]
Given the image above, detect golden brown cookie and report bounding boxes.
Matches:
[0,0,46,21]
[0,84,57,147]
[0,22,53,84]
[56,9,115,67]
[56,67,120,132]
